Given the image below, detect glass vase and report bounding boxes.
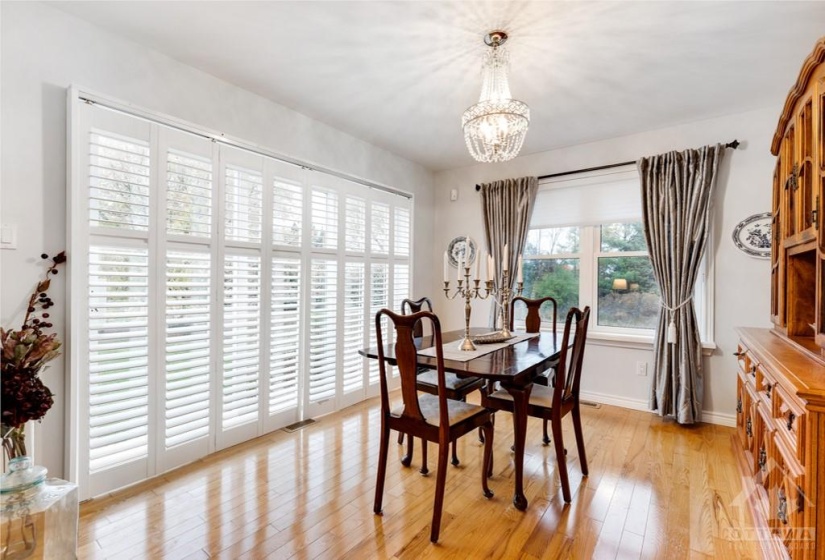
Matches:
[0,457,77,560]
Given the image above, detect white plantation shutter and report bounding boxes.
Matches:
[71,98,414,499]
[222,255,261,429]
[164,251,211,449]
[369,263,389,385]
[166,150,212,237]
[393,264,410,312]
[88,247,149,472]
[272,179,302,247]
[308,259,337,403]
[311,188,338,249]
[343,262,365,394]
[345,197,366,253]
[89,131,151,231]
[225,166,263,243]
[371,203,390,255]
[270,257,301,414]
[394,207,411,257]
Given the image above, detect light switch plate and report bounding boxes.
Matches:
[0,224,17,249]
[450,189,458,201]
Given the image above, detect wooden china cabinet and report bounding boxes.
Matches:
[734,37,825,560]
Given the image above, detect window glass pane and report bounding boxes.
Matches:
[521,258,580,321]
[597,256,660,329]
[600,222,647,252]
[524,227,580,256]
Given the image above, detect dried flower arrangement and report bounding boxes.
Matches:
[1,252,65,461]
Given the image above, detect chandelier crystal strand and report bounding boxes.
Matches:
[462,31,530,163]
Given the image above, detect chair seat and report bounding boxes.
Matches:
[488,384,555,408]
[416,370,485,392]
[391,393,488,428]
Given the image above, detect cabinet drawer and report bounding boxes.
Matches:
[772,384,807,465]
[755,365,776,405]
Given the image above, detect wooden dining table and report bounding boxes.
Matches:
[359,327,562,511]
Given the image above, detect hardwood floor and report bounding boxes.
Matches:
[78,397,760,559]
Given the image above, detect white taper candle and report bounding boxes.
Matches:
[443,251,448,282]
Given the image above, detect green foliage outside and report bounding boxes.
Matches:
[522,223,663,330]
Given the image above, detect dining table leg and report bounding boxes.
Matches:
[500,379,533,511]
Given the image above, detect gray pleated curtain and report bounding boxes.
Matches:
[639,144,724,424]
[479,176,538,327]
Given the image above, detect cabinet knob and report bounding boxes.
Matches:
[746,417,752,438]
[733,351,746,357]
[758,446,767,472]
[787,412,796,431]
[736,397,742,414]
[765,383,772,397]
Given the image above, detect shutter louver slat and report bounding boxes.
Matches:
[369,263,389,385]
[394,206,411,257]
[273,179,303,247]
[165,252,211,449]
[371,203,390,255]
[225,166,263,243]
[311,189,338,249]
[88,132,151,232]
[345,197,366,253]
[270,258,301,414]
[309,260,337,402]
[88,247,149,472]
[343,262,365,393]
[222,255,260,429]
[166,150,212,238]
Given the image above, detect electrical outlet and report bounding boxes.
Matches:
[636,361,648,376]
[450,188,458,201]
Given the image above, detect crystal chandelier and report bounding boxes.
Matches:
[462,31,530,163]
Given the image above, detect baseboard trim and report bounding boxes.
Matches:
[578,390,736,427]
[700,410,736,428]
[579,391,649,412]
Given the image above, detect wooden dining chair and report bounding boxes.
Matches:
[398,297,485,473]
[482,306,591,503]
[373,308,495,543]
[510,295,558,445]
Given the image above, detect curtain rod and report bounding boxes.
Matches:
[475,139,740,191]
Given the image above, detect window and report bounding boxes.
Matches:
[522,166,711,340]
[70,97,412,498]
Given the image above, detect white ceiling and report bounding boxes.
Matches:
[53,1,825,171]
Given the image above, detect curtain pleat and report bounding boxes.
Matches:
[479,177,538,327]
[639,145,724,424]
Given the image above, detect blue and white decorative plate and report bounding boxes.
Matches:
[732,213,772,259]
[447,236,477,268]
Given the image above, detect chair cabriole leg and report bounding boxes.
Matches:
[572,404,588,476]
[551,415,571,503]
[430,440,450,543]
[374,421,390,514]
[481,422,494,498]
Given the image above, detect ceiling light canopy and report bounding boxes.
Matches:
[462,31,530,163]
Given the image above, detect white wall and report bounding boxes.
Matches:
[0,1,435,478]
[432,107,776,424]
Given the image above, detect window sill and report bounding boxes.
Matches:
[586,331,716,356]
